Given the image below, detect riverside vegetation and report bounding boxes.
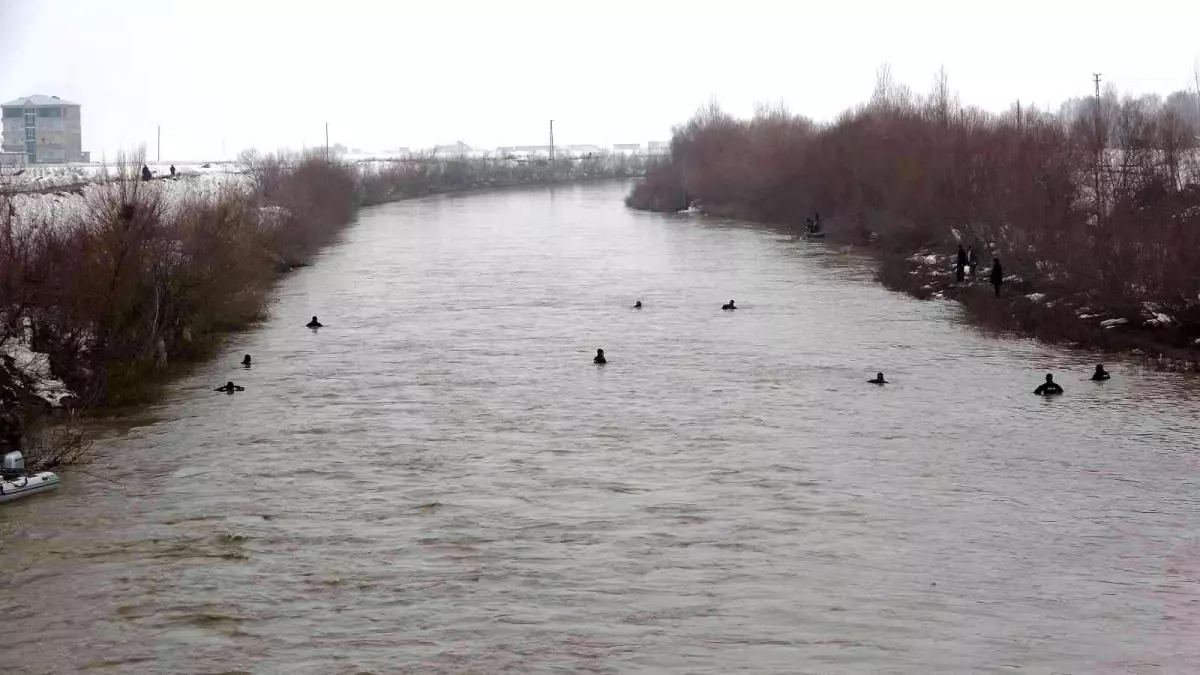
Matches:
[627,67,1200,368]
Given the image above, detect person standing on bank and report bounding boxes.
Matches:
[955,245,968,283]
[989,257,1004,298]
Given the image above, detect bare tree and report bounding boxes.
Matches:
[930,66,952,125]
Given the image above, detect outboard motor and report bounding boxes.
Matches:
[2,451,24,480]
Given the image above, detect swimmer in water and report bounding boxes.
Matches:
[1091,364,1110,381]
[1033,373,1063,396]
[594,349,607,364]
[868,372,888,384]
[634,300,642,309]
[722,300,737,310]
[241,354,252,367]
[306,316,323,328]
[215,381,245,393]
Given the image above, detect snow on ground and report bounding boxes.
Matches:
[0,335,73,408]
[1144,312,1175,327]
[908,253,942,266]
[1,161,241,192]
[6,170,252,238]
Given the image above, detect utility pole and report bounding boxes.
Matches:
[1093,73,1103,226]
[1016,100,1022,129]
[325,122,330,161]
[548,119,556,180]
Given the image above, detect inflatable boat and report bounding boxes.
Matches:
[0,451,60,504]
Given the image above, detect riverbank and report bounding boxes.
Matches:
[875,249,1200,371]
[1,154,645,469]
[625,82,1200,371]
[646,206,1200,373]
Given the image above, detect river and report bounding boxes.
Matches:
[3,181,1199,674]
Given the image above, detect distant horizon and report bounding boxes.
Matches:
[2,0,1197,161]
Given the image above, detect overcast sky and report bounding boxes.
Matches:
[1,0,1197,161]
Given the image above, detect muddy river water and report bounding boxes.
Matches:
[3,182,1199,673]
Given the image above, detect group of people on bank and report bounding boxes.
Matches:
[955,245,1005,297]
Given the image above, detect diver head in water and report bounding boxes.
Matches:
[594,348,606,364]
[722,300,737,310]
[215,381,245,393]
[242,354,252,366]
[634,300,642,309]
[869,372,887,384]
[306,316,322,328]
[1034,373,1063,395]
[1091,364,1110,380]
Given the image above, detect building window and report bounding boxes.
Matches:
[2,108,22,118]
[36,107,63,118]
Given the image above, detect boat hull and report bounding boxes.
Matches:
[0,472,60,503]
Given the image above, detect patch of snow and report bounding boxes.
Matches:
[908,253,940,265]
[1100,318,1129,328]
[1193,337,1200,347]
[0,338,74,407]
[1077,313,1101,320]
[1143,312,1174,327]
[1025,293,1047,302]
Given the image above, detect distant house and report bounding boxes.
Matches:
[566,144,603,157]
[647,141,670,155]
[613,143,642,154]
[432,141,472,157]
[2,95,87,164]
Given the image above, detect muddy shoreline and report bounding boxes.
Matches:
[858,239,1198,372]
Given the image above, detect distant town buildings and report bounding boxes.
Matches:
[432,141,473,157]
[1,95,88,164]
[360,141,671,160]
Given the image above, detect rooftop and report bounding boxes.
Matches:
[2,95,79,108]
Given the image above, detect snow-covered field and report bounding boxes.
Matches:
[5,169,253,235]
[0,161,240,192]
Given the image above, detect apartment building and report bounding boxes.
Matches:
[1,95,87,163]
